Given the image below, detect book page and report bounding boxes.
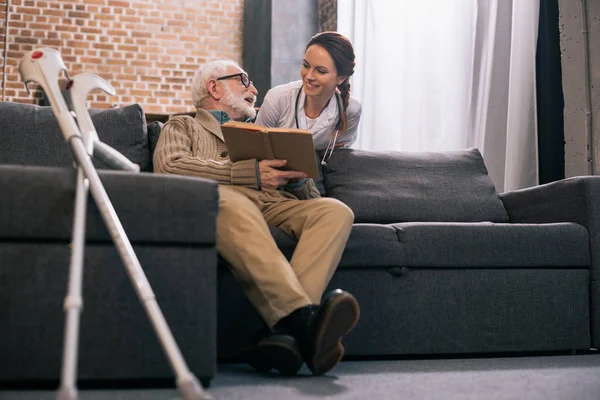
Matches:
[266,127,311,134]
[222,121,265,131]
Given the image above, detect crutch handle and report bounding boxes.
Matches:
[66,72,116,154]
[18,48,80,142]
[94,141,141,172]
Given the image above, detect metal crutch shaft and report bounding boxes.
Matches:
[56,168,88,400]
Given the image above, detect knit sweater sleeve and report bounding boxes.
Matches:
[283,178,321,200]
[153,116,260,189]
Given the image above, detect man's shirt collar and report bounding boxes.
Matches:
[207,110,255,124]
[208,110,232,124]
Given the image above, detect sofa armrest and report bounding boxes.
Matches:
[500,176,600,348]
[0,164,218,244]
[500,176,600,226]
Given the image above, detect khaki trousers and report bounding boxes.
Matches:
[216,185,354,327]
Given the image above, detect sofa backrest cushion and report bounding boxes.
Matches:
[321,148,509,223]
[0,102,150,171]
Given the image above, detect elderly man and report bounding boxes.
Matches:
[153,60,359,376]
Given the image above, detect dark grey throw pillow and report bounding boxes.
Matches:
[321,148,508,223]
[0,102,149,171]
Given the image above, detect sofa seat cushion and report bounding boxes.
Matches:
[321,148,508,223]
[0,165,218,244]
[0,102,151,171]
[271,222,589,268]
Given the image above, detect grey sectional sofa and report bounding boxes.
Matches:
[1,102,597,387]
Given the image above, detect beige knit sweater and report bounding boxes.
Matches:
[153,109,321,200]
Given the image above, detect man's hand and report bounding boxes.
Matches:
[259,159,307,189]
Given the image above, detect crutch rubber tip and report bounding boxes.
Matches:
[56,387,79,400]
[177,375,214,400]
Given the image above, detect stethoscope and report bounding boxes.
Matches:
[294,85,343,132]
[294,85,343,165]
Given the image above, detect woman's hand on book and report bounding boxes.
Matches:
[259,159,307,189]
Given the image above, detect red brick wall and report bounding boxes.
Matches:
[0,0,244,114]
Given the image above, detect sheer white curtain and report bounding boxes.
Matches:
[338,0,540,192]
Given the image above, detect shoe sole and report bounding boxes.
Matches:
[309,293,360,375]
[247,335,304,376]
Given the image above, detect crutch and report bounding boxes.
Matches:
[18,47,212,400]
[57,71,139,400]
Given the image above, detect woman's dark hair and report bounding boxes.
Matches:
[306,31,355,133]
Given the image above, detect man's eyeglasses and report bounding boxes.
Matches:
[216,73,253,88]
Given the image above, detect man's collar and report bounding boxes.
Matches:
[207,110,232,124]
[206,110,255,124]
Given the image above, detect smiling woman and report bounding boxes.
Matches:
[255,31,362,157]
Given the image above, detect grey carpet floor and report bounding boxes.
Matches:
[2,354,600,400]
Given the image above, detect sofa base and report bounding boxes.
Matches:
[0,376,214,390]
[217,266,591,359]
[0,242,217,383]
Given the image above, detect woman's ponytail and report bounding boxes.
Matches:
[337,79,351,133]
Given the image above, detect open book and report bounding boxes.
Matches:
[221,121,320,178]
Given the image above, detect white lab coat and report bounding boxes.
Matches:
[255,80,362,151]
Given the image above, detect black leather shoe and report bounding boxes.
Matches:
[242,329,304,376]
[275,290,360,376]
[307,289,360,375]
[274,305,318,343]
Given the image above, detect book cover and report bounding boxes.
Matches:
[221,122,319,178]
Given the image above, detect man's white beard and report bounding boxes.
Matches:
[222,85,256,121]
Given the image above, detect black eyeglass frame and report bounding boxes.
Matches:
[216,73,253,88]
